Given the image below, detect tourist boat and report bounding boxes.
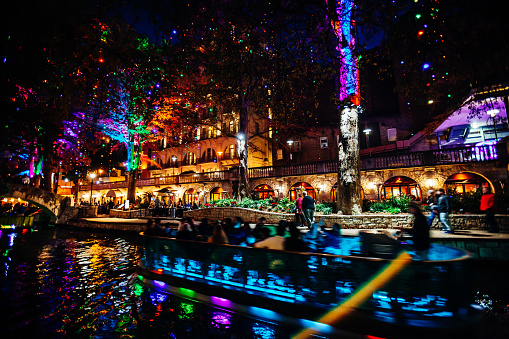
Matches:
[135,231,477,336]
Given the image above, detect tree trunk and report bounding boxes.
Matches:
[336,106,362,214]
[237,93,250,200]
[126,170,137,206]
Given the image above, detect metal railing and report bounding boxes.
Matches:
[141,236,470,318]
[79,145,499,191]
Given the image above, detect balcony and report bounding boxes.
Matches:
[79,145,500,191]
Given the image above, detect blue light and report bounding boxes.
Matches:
[423,63,430,70]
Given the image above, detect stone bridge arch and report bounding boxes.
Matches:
[0,183,71,223]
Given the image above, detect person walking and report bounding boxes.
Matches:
[301,191,315,229]
[480,185,498,233]
[436,188,453,233]
[427,190,438,228]
[294,193,304,226]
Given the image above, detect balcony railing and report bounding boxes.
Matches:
[79,145,499,191]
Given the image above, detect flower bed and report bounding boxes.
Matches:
[205,198,335,215]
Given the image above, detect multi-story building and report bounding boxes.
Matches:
[74,83,509,208]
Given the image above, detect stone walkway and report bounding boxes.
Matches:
[83,216,509,240]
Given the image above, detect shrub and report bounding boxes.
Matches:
[316,202,335,215]
[368,195,411,214]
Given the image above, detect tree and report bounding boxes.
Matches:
[73,19,179,204]
[173,0,332,200]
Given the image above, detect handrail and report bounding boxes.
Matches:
[79,145,499,191]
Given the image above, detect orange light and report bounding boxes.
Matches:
[418,30,424,36]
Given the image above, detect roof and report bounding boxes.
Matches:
[428,85,509,134]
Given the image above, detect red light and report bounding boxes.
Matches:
[418,30,424,36]
[99,58,104,63]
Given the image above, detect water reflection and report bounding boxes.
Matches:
[0,228,293,338]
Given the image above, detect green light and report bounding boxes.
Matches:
[179,287,195,298]
[416,14,421,19]
[133,283,144,296]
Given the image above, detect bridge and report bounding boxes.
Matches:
[1,183,74,223]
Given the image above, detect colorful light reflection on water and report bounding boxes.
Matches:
[0,227,284,338]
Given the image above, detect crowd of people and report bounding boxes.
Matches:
[0,200,40,217]
[144,215,344,254]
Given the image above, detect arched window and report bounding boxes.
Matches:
[289,182,315,201]
[201,148,217,163]
[253,184,274,200]
[444,172,490,194]
[184,188,199,205]
[382,176,421,200]
[183,152,196,166]
[210,187,226,201]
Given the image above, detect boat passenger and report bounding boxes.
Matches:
[227,217,247,245]
[144,219,161,236]
[284,224,308,252]
[252,217,267,241]
[303,219,325,252]
[254,221,286,250]
[399,201,430,260]
[323,223,342,253]
[208,222,229,244]
[176,219,194,240]
[198,218,212,239]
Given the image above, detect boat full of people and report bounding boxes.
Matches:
[136,217,475,335]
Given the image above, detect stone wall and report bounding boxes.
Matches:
[67,218,145,233]
[184,207,509,231]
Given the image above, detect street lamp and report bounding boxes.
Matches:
[363,128,372,156]
[287,140,294,160]
[171,155,177,176]
[89,173,96,205]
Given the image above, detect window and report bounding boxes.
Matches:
[229,120,234,134]
[196,128,201,140]
[277,149,283,160]
[320,137,328,149]
[225,144,237,159]
[387,128,397,142]
[208,126,213,139]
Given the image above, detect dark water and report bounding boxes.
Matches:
[0,227,292,339]
[1,226,509,339]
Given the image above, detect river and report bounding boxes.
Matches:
[0,226,508,339]
[0,226,294,339]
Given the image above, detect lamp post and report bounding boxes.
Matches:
[171,155,177,176]
[287,140,294,160]
[363,128,372,156]
[89,173,96,205]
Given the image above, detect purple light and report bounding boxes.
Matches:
[211,296,232,308]
[153,280,167,288]
[212,311,231,326]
